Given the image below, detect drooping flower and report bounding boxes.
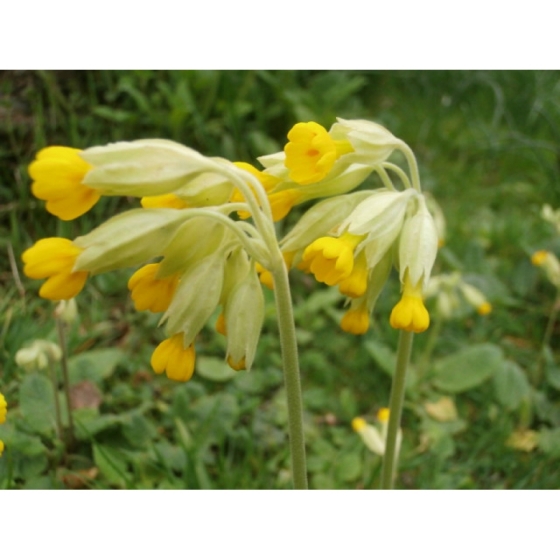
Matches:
[284,121,354,185]
[151,333,196,382]
[340,306,370,335]
[128,263,180,313]
[29,146,98,220]
[389,274,430,333]
[300,233,363,286]
[22,238,89,300]
[532,249,560,289]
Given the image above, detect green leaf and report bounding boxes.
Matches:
[364,339,396,377]
[73,408,122,440]
[19,373,57,435]
[538,428,560,458]
[196,356,236,383]
[335,452,363,483]
[493,360,531,410]
[431,343,504,393]
[93,444,130,488]
[121,410,157,448]
[543,347,560,390]
[68,348,125,384]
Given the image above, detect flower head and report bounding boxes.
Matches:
[151,333,196,382]
[532,250,560,289]
[22,238,88,300]
[15,340,62,371]
[29,146,98,220]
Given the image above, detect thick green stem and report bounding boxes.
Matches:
[271,263,308,489]
[381,330,414,489]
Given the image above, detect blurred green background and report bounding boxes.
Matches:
[1,70,560,489]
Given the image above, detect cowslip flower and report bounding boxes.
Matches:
[29,146,98,220]
[28,139,236,220]
[22,238,89,300]
[128,263,180,313]
[352,408,401,456]
[257,118,404,219]
[151,333,196,382]
[532,250,560,289]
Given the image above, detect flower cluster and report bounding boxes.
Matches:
[22,117,441,382]
[23,140,278,382]
[263,119,439,334]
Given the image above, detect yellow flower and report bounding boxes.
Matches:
[227,355,246,371]
[215,313,227,335]
[128,263,180,313]
[337,251,368,298]
[140,194,189,209]
[390,275,430,333]
[255,262,274,290]
[301,233,363,286]
[230,162,281,220]
[29,146,99,220]
[0,440,4,457]
[268,189,302,221]
[22,238,88,300]
[377,408,390,423]
[351,417,367,432]
[284,122,353,185]
[150,333,196,382]
[340,307,370,335]
[477,302,492,315]
[531,250,549,266]
[0,392,6,424]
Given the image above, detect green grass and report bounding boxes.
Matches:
[2,70,560,489]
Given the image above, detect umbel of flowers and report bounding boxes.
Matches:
[258,118,439,336]
[23,140,281,382]
[23,118,440,383]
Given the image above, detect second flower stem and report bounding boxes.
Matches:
[271,262,308,490]
[380,330,414,489]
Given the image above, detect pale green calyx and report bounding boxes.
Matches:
[397,196,438,290]
[330,117,404,165]
[280,191,373,254]
[74,208,192,274]
[161,252,226,346]
[223,257,265,371]
[81,139,224,198]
